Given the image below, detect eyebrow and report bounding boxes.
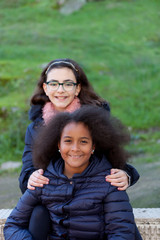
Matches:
[47,79,75,82]
[63,136,90,139]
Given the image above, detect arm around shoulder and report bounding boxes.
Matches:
[124,163,140,187]
[19,123,37,193]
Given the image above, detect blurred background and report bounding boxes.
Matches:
[0,0,160,209]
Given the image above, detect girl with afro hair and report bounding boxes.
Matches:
[4,106,142,240]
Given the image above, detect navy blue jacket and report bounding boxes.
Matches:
[4,155,135,240]
[19,103,140,194]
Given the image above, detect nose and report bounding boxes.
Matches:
[71,142,79,151]
[57,84,65,92]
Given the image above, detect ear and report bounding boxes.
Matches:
[43,83,48,96]
[58,142,60,149]
[75,84,81,97]
[91,144,95,154]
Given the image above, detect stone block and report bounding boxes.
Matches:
[134,208,160,240]
[0,208,160,239]
[0,209,12,240]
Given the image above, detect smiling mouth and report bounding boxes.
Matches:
[69,155,83,158]
[55,96,67,99]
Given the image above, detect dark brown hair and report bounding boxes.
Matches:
[31,58,106,107]
[33,106,130,170]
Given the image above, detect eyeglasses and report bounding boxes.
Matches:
[45,81,78,91]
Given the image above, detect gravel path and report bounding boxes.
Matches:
[127,161,160,207]
[0,172,21,209]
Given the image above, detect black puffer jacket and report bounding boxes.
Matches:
[19,103,140,194]
[5,156,135,240]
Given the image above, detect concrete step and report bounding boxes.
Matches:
[1,208,160,239]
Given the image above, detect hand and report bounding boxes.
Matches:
[105,168,129,191]
[27,169,49,190]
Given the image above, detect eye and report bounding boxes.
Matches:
[81,140,88,144]
[64,139,72,143]
[65,82,74,87]
[49,82,58,87]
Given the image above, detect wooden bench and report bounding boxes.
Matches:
[1,208,160,239]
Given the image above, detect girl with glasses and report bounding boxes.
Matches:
[18,59,141,239]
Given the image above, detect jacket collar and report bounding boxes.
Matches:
[28,101,110,122]
[46,155,112,179]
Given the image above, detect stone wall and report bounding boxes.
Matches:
[1,208,160,239]
[133,208,160,240]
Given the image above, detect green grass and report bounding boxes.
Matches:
[0,0,160,165]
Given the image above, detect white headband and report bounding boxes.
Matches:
[45,61,78,75]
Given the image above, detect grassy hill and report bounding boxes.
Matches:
[0,0,160,206]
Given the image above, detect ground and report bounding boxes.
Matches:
[0,161,159,209]
[127,161,160,208]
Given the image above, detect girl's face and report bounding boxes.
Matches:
[58,122,95,178]
[43,67,81,111]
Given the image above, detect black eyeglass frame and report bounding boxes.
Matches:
[45,81,78,91]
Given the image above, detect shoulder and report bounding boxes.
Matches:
[27,120,43,132]
[29,104,43,121]
[26,104,44,133]
[25,118,43,142]
[106,183,131,208]
[101,101,111,112]
[79,156,112,190]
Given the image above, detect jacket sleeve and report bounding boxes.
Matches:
[104,185,135,240]
[3,189,41,240]
[124,163,140,187]
[19,124,36,194]
[101,103,140,187]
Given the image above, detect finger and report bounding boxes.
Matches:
[110,168,119,175]
[38,169,44,175]
[106,172,122,180]
[106,176,126,183]
[118,185,128,191]
[27,182,35,190]
[106,174,120,180]
[31,174,49,185]
[30,171,49,184]
[33,170,49,182]
[110,181,126,187]
[106,175,129,190]
[118,182,129,190]
[29,178,44,187]
[106,169,127,180]
[111,181,129,191]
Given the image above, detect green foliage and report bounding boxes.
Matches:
[0,0,159,165]
[0,109,29,163]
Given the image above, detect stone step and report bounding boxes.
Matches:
[133,208,160,240]
[0,209,12,240]
[0,208,160,239]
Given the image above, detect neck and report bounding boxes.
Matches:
[63,163,90,179]
[63,168,74,179]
